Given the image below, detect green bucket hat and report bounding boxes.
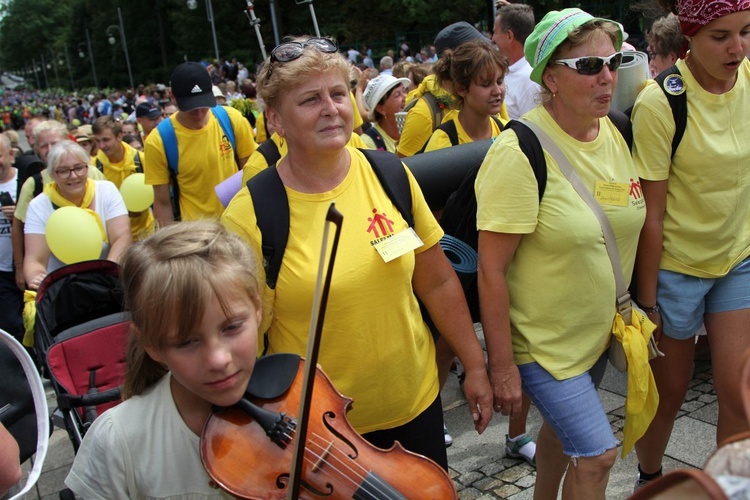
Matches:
[524,8,623,86]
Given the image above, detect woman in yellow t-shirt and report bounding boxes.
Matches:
[222,36,493,471]
[423,40,508,153]
[631,0,750,489]
[477,10,643,498]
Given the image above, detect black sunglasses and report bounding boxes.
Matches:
[553,52,623,75]
[270,38,338,65]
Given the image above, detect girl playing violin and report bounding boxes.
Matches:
[65,220,262,499]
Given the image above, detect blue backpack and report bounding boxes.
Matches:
[156,105,237,220]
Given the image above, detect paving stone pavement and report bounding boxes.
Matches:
[16,332,717,499]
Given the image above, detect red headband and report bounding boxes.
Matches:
[678,0,750,36]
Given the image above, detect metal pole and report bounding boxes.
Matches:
[85,28,99,89]
[206,0,220,62]
[117,7,135,89]
[31,58,41,89]
[307,2,320,38]
[269,0,280,46]
[244,0,267,59]
[50,49,61,88]
[40,53,50,89]
[64,44,75,90]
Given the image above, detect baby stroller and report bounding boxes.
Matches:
[34,259,130,453]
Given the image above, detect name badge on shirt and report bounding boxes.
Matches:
[594,181,629,207]
[373,228,424,263]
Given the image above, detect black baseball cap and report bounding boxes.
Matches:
[169,62,216,112]
[434,22,491,57]
[135,102,161,120]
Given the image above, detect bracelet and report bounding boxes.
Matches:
[637,302,660,314]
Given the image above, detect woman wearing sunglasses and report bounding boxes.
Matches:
[475,9,645,498]
[630,0,750,490]
[222,37,493,470]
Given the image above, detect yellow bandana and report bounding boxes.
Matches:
[43,179,109,243]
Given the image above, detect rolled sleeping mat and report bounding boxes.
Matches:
[403,138,493,211]
[439,234,478,290]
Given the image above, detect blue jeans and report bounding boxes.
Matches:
[519,354,617,457]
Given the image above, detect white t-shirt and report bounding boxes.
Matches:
[24,180,127,272]
[504,57,541,120]
[0,169,18,272]
[65,374,233,499]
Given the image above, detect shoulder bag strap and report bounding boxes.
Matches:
[520,118,631,321]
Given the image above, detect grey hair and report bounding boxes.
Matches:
[0,133,11,151]
[33,120,67,143]
[46,141,91,176]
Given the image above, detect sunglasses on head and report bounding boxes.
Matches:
[270,38,338,65]
[553,52,623,75]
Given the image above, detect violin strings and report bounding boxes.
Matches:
[286,427,395,498]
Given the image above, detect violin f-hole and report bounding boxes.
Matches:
[323,410,359,460]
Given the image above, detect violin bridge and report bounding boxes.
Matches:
[311,441,334,473]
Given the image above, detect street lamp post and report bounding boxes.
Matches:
[84,28,99,89]
[49,49,62,88]
[187,0,220,62]
[106,7,134,89]
[31,57,41,89]
[63,45,76,90]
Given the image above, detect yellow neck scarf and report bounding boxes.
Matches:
[43,179,109,243]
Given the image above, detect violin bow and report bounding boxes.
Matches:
[287,202,344,499]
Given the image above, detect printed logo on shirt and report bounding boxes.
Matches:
[219,134,233,156]
[629,178,646,209]
[367,208,396,243]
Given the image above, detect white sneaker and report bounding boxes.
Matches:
[444,424,453,447]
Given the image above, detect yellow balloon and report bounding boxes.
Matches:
[45,207,103,264]
[120,173,154,212]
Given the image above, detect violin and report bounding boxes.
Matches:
[200,353,458,499]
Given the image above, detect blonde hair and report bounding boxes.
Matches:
[121,221,262,399]
[257,36,350,110]
[33,120,67,144]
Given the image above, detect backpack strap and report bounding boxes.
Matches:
[505,120,547,202]
[422,92,443,131]
[156,118,179,175]
[212,106,241,170]
[654,64,687,158]
[95,158,104,173]
[257,139,282,167]
[490,115,505,132]
[31,172,44,199]
[606,108,633,150]
[247,166,289,289]
[359,149,414,227]
[363,126,387,151]
[133,151,143,173]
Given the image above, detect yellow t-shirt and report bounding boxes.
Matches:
[95,142,155,241]
[254,111,268,144]
[476,106,646,379]
[632,58,750,278]
[14,166,105,223]
[223,146,442,433]
[143,106,257,221]
[423,115,506,152]
[359,123,398,153]
[241,132,369,185]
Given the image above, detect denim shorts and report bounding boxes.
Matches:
[658,256,750,340]
[518,354,618,457]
